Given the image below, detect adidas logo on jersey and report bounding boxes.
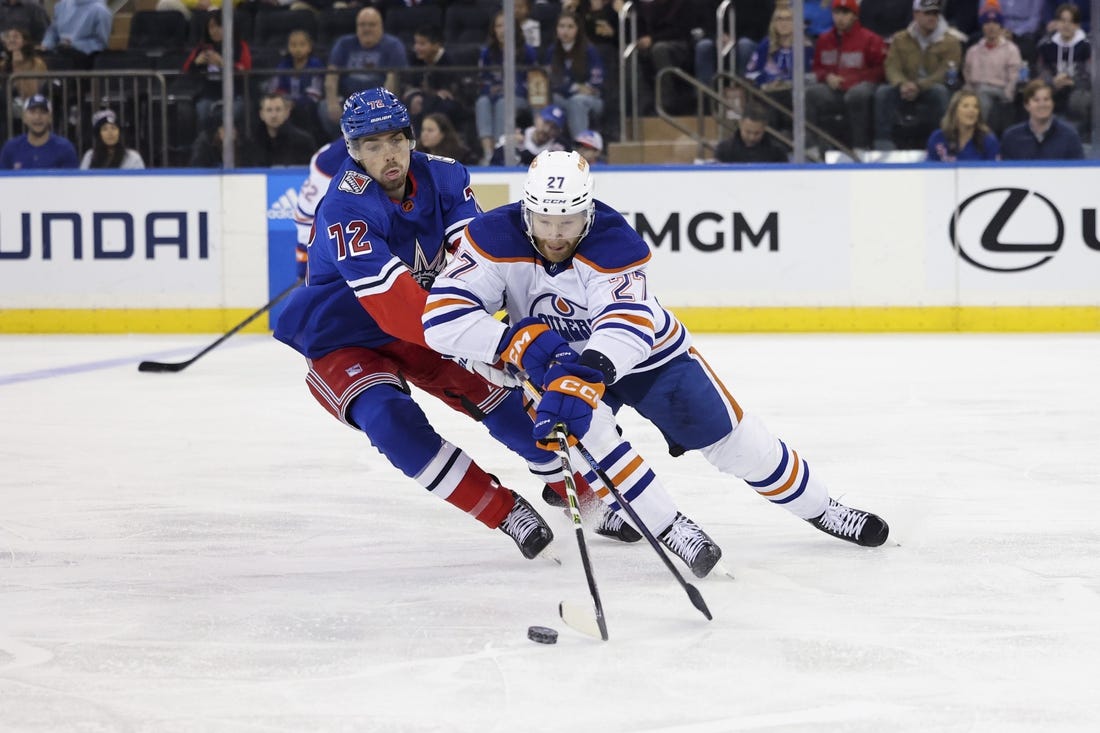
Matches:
[267,188,298,220]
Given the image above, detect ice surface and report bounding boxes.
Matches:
[2,333,1098,732]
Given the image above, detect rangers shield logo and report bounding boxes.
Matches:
[338,171,371,195]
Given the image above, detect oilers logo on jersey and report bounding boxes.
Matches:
[338,170,371,195]
[529,293,592,343]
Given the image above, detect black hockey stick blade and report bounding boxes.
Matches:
[137,279,302,373]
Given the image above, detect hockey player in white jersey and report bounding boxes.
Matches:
[423,150,889,569]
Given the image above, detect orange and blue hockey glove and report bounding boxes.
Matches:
[500,316,578,386]
[532,363,605,445]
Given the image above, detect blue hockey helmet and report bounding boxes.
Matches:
[340,87,411,141]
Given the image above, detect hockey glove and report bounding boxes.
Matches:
[532,363,605,446]
[500,317,578,386]
[447,355,521,389]
[295,244,308,281]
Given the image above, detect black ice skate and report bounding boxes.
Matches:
[499,491,554,559]
[543,484,641,543]
[594,506,642,543]
[659,513,722,578]
[542,484,567,507]
[809,498,889,547]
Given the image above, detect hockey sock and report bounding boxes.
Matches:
[415,446,514,528]
[348,388,513,527]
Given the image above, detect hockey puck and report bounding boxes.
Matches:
[527,626,558,644]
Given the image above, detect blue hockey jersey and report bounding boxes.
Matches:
[274,151,481,358]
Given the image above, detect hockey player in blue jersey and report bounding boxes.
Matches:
[423,150,889,566]
[274,89,638,562]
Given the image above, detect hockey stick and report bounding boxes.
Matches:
[137,279,302,373]
[520,376,712,621]
[550,422,610,641]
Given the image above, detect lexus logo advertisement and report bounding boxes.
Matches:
[949,187,1098,273]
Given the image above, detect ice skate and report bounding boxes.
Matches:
[659,513,722,578]
[809,498,889,547]
[543,484,641,543]
[499,491,554,559]
[593,505,642,543]
[542,484,567,507]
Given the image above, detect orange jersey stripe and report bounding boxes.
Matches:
[573,250,651,274]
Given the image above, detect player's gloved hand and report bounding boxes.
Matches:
[448,355,521,389]
[295,244,308,281]
[500,317,578,386]
[532,363,605,446]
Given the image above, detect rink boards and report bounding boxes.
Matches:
[1,163,1097,333]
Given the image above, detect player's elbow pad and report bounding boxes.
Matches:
[579,349,616,385]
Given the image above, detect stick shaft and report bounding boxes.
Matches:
[552,423,609,641]
[138,280,302,373]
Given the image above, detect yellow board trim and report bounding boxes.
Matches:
[2,306,1098,334]
[673,306,1100,333]
[0,309,271,334]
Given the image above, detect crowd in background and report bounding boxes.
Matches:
[0,0,1094,169]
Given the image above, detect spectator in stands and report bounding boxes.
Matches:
[714,102,789,163]
[545,11,605,142]
[1,23,47,122]
[563,0,619,119]
[873,0,961,150]
[1041,0,1089,32]
[573,128,604,164]
[41,0,111,70]
[490,103,569,166]
[746,4,814,132]
[475,10,539,166]
[0,0,49,46]
[323,6,407,136]
[998,0,1045,62]
[859,0,914,39]
[963,2,1023,133]
[1000,77,1084,157]
[188,107,242,167]
[926,89,1000,160]
[266,29,326,147]
[0,94,79,169]
[1035,2,1091,138]
[417,111,478,165]
[183,10,252,129]
[241,91,316,167]
[804,0,836,39]
[407,24,468,133]
[514,0,543,50]
[80,108,145,169]
[565,0,619,58]
[635,0,717,115]
[730,0,777,75]
[806,0,886,152]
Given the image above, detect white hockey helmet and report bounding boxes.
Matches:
[522,150,595,247]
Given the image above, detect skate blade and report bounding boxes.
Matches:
[712,560,736,580]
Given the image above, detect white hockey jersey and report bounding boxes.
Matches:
[292,139,347,245]
[423,200,690,382]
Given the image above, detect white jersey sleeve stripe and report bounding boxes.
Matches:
[347,258,405,298]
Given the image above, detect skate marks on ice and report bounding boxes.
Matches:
[1,334,1099,732]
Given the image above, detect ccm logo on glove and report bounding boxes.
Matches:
[546,375,604,407]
